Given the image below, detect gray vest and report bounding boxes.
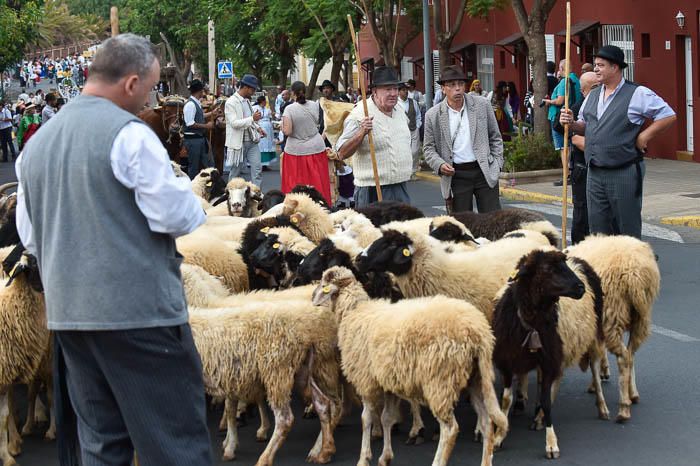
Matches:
[185,96,205,136]
[582,81,642,167]
[404,98,417,131]
[21,95,187,330]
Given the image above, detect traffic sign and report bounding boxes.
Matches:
[217,61,233,79]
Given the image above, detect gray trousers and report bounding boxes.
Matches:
[185,137,213,179]
[587,161,645,239]
[56,325,213,466]
[450,164,501,213]
[228,140,262,188]
[409,128,421,174]
[354,182,411,208]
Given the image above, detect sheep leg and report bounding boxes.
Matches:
[589,358,610,420]
[378,394,401,466]
[254,403,294,466]
[221,395,239,461]
[218,398,229,432]
[538,375,559,459]
[431,412,459,466]
[256,402,271,441]
[629,354,640,404]
[0,391,17,466]
[306,378,336,464]
[358,400,379,466]
[406,400,425,445]
[6,392,20,457]
[470,385,496,466]
[609,333,633,423]
[371,408,383,440]
[44,377,56,441]
[514,373,528,414]
[600,351,611,381]
[21,379,40,435]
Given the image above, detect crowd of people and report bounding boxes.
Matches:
[16,53,91,88]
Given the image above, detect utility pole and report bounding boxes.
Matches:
[110,7,119,37]
[208,19,216,93]
[422,0,433,108]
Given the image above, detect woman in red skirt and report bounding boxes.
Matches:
[281,81,331,204]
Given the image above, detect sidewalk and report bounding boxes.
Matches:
[416,157,700,228]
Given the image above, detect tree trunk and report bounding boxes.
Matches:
[277,67,289,88]
[307,57,327,100]
[525,30,549,136]
[160,32,189,95]
[329,52,344,89]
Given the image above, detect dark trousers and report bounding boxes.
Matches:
[0,127,16,162]
[571,163,589,244]
[185,137,213,179]
[450,162,501,213]
[354,182,411,208]
[56,325,213,466]
[587,161,645,239]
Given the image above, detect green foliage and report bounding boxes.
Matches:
[466,0,508,17]
[32,0,108,49]
[503,131,560,172]
[0,1,40,71]
[66,0,125,19]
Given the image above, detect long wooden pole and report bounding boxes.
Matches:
[347,15,383,201]
[561,1,571,249]
[110,6,119,37]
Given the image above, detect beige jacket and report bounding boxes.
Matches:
[423,93,504,199]
[225,92,255,150]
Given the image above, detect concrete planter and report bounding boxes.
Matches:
[499,168,561,185]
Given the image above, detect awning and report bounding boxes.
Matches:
[449,41,474,54]
[361,57,374,65]
[556,20,599,37]
[495,32,524,47]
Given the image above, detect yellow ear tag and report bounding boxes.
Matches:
[322,285,331,293]
[272,243,280,249]
[402,248,411,257]
[509,269,518,281]
[206,181,213,187]
[291,216,299,224]
[261,227,270,233]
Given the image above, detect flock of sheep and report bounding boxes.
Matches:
[0,166,661,466]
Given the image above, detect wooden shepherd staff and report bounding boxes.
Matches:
[561,1,572,248]
[347,14,383,201]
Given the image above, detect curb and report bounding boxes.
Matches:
[660,216,700,230]
[414,171,572,204]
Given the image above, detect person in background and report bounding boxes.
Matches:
[17,104,41,150]
[508,81,521,122]
[183,79,217,179]
[561,45,676,239]
[398,83,422,179]
[33,89,45,107]
[281,81,331,203]
[319,80,342,102]
[56,97,66,112]
[468,79,487,97]
[487,81,513,141]
[546,60,559,96]
[406,79,425,109]
[345,87,357,103]
[253,95,277,169]
[225,74,264,186]
[41,93,58,124]
[0,100,17,162]
[581,62,594,73]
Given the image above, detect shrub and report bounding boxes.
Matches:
[503,132,560,172]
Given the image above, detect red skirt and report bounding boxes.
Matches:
[281,150,332,205]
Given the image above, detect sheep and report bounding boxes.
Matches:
[312,266,508,466]
[357,228,552,321]
[428,215,479,245]
[491,249,608,459]
[565,234,660,423]
[188,301,341,464]
[260,189,286,214]
[191,167,227,204]
[333,212,382,248]
[247,226,316,288]
[0,183,19,247]
[225,178,263,217]
[355,201,424,227]
[0,245,50,466]
[281,193,334,244]
[195,215,254,242]
[448,208,560,246]
[176,231,249,293]
[170,160,187,178]
[290,184,331,210]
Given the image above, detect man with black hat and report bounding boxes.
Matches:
[561,45,676,238]
[319,79,342,102]
[183,79,217,179]
[423,65,503,213]
[335,66,413,207]
[224,73,264,187]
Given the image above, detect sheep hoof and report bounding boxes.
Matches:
[21,423,33,436]
[221,452,236,462]
[307,451,333,464]
[587,384,596,394]
[615,413,630,424]
[405,428,425,445]
[473,431,483,443]
[2,457,17,466]
[631,395,640,404]
[513,399,526,414]
[545,448,560,459]
[378,454,393,466]
[616,405,631,423]
[530,420,545,431]
[45,430,56,442]
[256,432,269,442]
[601,374,610,381]
[8,441,21,457]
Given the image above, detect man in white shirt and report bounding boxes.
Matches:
[225,74,264,186]
[398,84,422,178]
[183,79,217,178]
[0,101,17,162]
[406,79,424,109]
[18,90,30,103]
[423,66,503,213]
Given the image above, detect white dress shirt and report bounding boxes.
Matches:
[183,97,202,128]
[16,122,205,255]
[0,107,12,130]
[448,102,476,163]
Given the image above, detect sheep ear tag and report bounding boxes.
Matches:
[5,262,22,287]
[402,248,411,257]
[206,181,213,187]
[312,284,337,306]
[508,269,519,283]
[261,227,270,234]
[272,243,280,249]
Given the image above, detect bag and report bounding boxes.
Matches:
[247,124,261,143]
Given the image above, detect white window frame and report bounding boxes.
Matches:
[476,45,494,93]
[602,24,635,81]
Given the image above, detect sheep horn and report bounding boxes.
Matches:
[0,182,18,195]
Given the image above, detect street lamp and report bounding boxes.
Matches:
[675,11,685,29]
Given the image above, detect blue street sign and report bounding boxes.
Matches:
[217,61,233,79]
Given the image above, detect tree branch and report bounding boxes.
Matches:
[510,0,530,34]
[392,0,401,56]
[301,0,335,55]
[159,32,181,71]
[448,0,469,42]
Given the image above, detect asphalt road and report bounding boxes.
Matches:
[1,162,699,466]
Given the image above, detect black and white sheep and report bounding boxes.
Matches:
[355,201,424,227]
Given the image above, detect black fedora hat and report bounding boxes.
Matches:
[319,79,336,91]
[595,45,628,69]
[437,65,468,85]
[189,79,205,93]
[370,66,403,88]
[239,74,260,90]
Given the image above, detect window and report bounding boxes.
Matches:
[500,50,506,69]
[602,24,635,81]
[400,57,414,81]
[476,45,494,93]
[641,33,651,58]
[545,34,555,62]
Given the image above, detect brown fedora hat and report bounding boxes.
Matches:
[437,65,468,85]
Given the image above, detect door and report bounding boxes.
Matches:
[685,36,694,152]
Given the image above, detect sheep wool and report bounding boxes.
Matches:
[282,193,334,244]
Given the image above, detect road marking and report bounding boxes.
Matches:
[651,324,700,343]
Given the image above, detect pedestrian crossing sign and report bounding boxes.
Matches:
[217,61,233,79]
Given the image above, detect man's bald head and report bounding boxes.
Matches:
[579,72,598,97]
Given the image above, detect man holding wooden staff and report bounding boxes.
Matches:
[335,66,413,207]
[560,45,676,238]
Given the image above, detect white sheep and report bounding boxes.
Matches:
[281,193,334,244]
[313,266,508,466]
[224,178,263,217]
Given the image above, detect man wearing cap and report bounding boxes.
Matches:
[561,45,676,238]
[335,66,413,207]
[423,65,504,213]
[183,79,217,179]
[319,80,342,102]
[225,74,264,187]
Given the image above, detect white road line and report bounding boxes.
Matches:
[651,324,700,343]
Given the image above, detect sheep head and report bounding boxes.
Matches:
[193,168,226,202]
[0,193,19,248]
[294,239,354,286]
[260,190,286,214]
[290,184,330,209]
[429,216,478,245]
[312,266,356,306]
[356,229,415,276]
[226,178,262,216]
[249,227,314,288]
[170,161,187,178]
[2,243,43,292]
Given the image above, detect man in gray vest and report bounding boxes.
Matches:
[16,34,213,466]
[561,45,676,238]
[398,83,422,178]
[183,78,217,179]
